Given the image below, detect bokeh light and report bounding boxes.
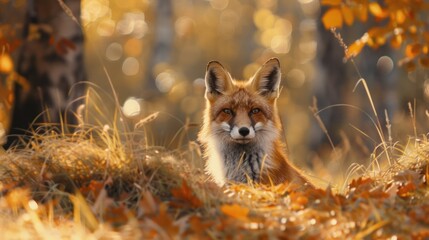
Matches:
[377,56,394,75]
[80,0,338,172]
[124,38,143,57]
[210,0,229,10]
[286,68,306,88]
[82,0,110,25]
[122,97,143,117]
[0,54,13,73]
[122,57,139,76]
[156,71,175,93]
[175,16,195,38]
[105,42,123,61]
[97,19,115,36]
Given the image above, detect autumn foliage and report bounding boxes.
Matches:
[321,0,429,70]
[1,122,429,238]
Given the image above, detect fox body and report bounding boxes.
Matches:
[199,58,310,186]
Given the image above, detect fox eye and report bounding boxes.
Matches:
[251,108,260,114]
[222,108,233,115]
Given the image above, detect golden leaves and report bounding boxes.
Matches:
[368,2,388,19]
[341,5,354,26]
[321,5,355,29]
[322,8,343,29]
[405,43,422,58]
[321,0,429,71]
[346,39,366,59]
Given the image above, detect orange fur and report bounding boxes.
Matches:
[199,58,312,187]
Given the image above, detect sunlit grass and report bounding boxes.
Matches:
[1,93,429,238]
[2,72,429,238]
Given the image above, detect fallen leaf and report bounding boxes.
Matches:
[171,180,202,208]
[289,192,309,211]
[151,203,179,237]
[348,177,374,192]
[221,204,249,221]
[103,204,130,226]
[397,182,416,197]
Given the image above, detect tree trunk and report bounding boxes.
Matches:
[6,0,85,147]
[310,15,398,158]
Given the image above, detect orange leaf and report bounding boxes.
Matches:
[79,180,104,197]
[397,182,416,197]
[289,192,309,211]
[322,8,343,29]
[220,204,249,221]
[321,0,342,6]
[103,204,129,225]
[366,26,387,48]
[349,177,373,190]
[346,39,365,59]
[355,5,368,22]
[152,203,179,236]
[171,181,202,208]
[341,5,354,26]
[369,2,388,18]
[405,43,422,58]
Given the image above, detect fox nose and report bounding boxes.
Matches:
[238,127,250,137]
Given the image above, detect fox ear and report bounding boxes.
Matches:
[205,61,233,100]
[250,58,281,99]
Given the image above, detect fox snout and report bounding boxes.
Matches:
[238,127,250,136]
[230,125,255,141]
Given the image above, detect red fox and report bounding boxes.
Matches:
[199,58,312,187]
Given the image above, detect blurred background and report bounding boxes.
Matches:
[82,0,328,171]
[1,0,428,185]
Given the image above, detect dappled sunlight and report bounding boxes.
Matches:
[2,0,429,238]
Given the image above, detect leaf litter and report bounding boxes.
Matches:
[1,124,429,239]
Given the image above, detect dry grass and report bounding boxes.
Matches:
[1,108,429,239]
[1,74,429,238]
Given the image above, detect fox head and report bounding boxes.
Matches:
[202,58,282,145]
[198,58,313,187]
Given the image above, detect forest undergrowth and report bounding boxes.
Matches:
[1,86,429,239]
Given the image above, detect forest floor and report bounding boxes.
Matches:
[1,122,429,239]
